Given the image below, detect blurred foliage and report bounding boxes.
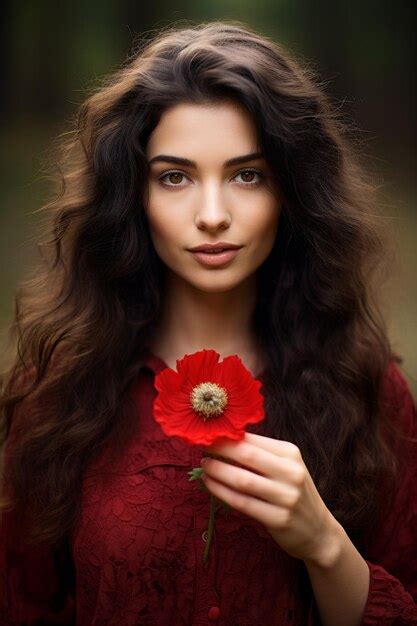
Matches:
[0,1,415,390]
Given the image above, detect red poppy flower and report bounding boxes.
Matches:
[153,349,265,446]
[152,349,266,564]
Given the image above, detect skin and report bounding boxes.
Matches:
[144,100,370,625]
[144,99,282,377]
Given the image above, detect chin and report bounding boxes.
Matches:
[188,273,251,293]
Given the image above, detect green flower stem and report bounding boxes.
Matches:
[204,492,217,564]
[188,453,233,564]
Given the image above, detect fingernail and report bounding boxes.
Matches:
[200,457,208,465]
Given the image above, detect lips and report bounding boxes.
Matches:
[189,248,241,267]
[197,248,230,254]
[188,243,242,253]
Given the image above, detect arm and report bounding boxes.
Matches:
[303,519,371,626]
[305,359,417,625]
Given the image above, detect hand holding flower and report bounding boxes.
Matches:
[201,431,342,566]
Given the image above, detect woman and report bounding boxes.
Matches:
[1,20,416,626]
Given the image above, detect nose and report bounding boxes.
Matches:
[195,182,231,232]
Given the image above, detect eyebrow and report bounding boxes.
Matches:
[148,151,264,168]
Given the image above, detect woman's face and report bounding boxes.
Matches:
[144,100,282,293]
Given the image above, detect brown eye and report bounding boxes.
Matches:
[241,171,255,182]
[234,169,263,186]
[159,170,190,187]
[165,172,184,185]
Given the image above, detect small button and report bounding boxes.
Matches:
[201,529,208,543]
[208,605,220,621]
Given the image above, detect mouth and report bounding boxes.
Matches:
[194,248,232,254]
[188,247,242,267]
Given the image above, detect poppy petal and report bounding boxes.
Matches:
[176,349,222,385]
[154,367,182,393]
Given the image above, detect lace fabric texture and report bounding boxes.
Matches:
[1,356,416,625]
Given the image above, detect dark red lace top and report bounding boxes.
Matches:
[1,355,416,625]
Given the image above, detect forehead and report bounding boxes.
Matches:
[146,100,260,160]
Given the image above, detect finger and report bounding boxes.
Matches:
[202,458,299,508]
[243,432,301,460]
[201,473,290,530]
[203,439,303,482]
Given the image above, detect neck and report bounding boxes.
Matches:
[149,270,264,377]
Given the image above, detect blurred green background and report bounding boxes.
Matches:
[1,2,415,392]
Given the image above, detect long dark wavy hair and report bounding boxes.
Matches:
[1,20,415,576]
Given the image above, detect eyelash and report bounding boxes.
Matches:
[158,167,265,188]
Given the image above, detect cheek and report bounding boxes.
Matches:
[145,204,183,248]
[145,184,189,242]
[144,207,191,274]
[245,200,280,248]
[254,221,278,262]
